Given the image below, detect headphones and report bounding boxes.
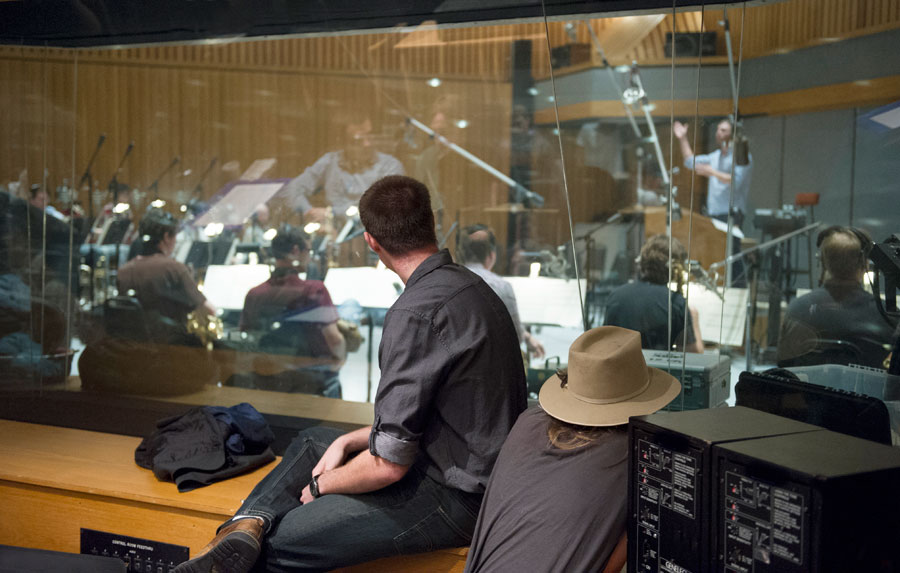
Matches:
[815,225,873,285]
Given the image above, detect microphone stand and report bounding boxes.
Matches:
[78,134,105,307]
[191,157,218,199]
[628,64,670,188]
[146,156,180,201]
[105,141,135,275]
[568,22,642,140]
[438,221,458,250]
[79,133,106,227]
[107,141,135,209]
[707,221,820,369]
[405,117,544,208]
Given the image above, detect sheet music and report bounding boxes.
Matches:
[324,267,402,309]
[686,284,748,347]
[710,217,745,239]
[192,181,285,228]
[506,277,586,329]
[202,264,273,310]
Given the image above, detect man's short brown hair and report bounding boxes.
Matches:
[359,176,437,256]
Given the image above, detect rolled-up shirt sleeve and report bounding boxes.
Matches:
[684,151,711,170]
[369,308,449,466]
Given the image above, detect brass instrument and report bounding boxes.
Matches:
[186,311,224,350]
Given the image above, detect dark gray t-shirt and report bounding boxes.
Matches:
[604,280,694,351]
[368,249,527,494]
[465,407,628,573]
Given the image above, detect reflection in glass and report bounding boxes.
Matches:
[2,0,899,430]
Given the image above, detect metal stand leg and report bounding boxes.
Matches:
[366,310,375,403]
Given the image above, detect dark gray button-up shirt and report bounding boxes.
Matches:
[368,249,527,494]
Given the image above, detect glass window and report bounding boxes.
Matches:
[1,0,898,438]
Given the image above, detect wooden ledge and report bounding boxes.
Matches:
[0,419,274,517]
[0,419,469,571]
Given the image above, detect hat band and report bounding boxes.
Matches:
[567,372,651,405]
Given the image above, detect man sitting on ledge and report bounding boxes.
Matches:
[175,175,527,573]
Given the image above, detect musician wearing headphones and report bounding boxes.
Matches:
[459,224,545,359]
[604,235,704,353]
[777,226,894,369]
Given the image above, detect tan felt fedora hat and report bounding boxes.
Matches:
[539,326,681,427]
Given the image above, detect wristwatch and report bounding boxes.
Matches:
[309,474,322,498]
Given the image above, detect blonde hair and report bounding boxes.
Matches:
[546,369,627,450]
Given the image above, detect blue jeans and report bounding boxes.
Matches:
[232,426,482,572]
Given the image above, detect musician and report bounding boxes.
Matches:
[118,208,215,328]
[777,226,894,369]
[459,224,545,359]
[604,235,704,353]
[235,226,345,397]
[673,118,752,229]
[281,112,405,223]
[240,203,272,246]
[79,208,217,395]
[28,184,66,221]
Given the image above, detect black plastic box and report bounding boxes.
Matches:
[628,406,821,573]
[714,430,900,572]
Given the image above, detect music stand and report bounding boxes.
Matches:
[323,266,402,401]
[506,276,587,329]
[184,237,236,269]
[687,284,748,348]
[201,264,272,311]
[191,179,288,230]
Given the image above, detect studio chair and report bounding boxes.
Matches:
[103,295,150,341]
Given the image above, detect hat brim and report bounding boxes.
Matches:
[539,367,681,427]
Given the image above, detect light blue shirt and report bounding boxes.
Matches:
[685,147,752,217]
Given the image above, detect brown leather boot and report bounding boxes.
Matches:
[173,517,264,573]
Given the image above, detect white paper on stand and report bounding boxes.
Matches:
[202,264,273,311]
[506,276,586,329]
[324,267,402,309]
[687,284,749,347]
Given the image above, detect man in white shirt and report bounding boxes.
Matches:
[673,118,752,229]
[459,224,545,359]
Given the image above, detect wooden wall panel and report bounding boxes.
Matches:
[0,47,514,236]
[2,0,898,240]
[533,0,900,76]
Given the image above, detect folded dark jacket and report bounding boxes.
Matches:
[135,402,275,492]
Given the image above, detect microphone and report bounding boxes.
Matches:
[335,218,357,245]
[564,22,578,43]
[734,135,750,166]
[689,260,723,300]
[98,133,107,146]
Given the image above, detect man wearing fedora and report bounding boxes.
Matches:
[176,175,527,573]
[465,326,681,573]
